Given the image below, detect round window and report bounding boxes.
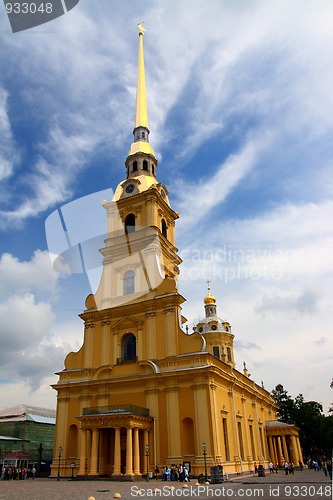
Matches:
[211,324,217,331]
[199,327,203,333]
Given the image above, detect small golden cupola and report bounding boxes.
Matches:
[194,282,235,367]
[204,285,217,317]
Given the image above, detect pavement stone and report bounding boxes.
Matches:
[0,469,331,500]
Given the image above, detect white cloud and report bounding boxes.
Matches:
[0,251,74,392]
[0,250,60,299]
[0,379,57,411]
[255,290,323,317]
[0,293,54,360]
[0,88,18,183]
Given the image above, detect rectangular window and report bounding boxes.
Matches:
[237,421,245,460]
[123,271,135,295]
[213,346,220,359]
[222,418,230,461]
[249,424,256,459]
[258,426,265,459]
[227,347,232,362]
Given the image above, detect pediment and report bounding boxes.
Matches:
[111,315,143,331]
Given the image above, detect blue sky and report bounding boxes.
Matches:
[0,0,332,413]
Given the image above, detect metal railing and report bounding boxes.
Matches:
[82,404,149,417]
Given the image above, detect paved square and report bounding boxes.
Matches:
[0,469,331,500]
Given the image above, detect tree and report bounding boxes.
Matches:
[329,378,333,414]
[272,384,333,457]
[271,384,295,423]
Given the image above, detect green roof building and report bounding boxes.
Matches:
[0,404,55,467]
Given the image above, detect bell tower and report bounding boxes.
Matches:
[92,26,182,311]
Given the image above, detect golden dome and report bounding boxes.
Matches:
[204,286,216,305]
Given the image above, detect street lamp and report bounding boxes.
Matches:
[57,446,62,481]
[145,444,149,482]
[202,442,207,482]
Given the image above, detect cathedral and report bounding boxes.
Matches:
[51,28,302,479]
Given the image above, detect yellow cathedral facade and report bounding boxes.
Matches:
[51,28,302,479]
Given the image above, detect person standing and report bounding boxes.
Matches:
[269,461,274,473]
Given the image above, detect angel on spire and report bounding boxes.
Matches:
[138,21,146,34]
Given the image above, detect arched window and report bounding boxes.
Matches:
[141,131,145,139]
[125,214,135,234]
[152,165,155,175]
[132,161,138,172]
[123,270,135,295]
[143,160,148,171]
[213,346,220,359]
[161,219,167,238]
[122,333,136,361]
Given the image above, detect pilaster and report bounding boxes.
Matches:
[145,312,156,359]
[164,308,177,357]
[101,321,111,365]
[164,387,182,462]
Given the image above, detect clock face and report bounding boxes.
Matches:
[125,184,135,194]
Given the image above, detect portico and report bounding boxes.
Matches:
[76,405,152,478]
[265,421,302,466]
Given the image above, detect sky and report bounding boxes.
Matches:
[0,0,332,414]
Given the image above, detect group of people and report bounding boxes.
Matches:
[1,466,36,480]
[322,460,332,479]
[307,458,332,480]
[267,462,279,473]
[155,465,190,482]
[267,461,295,474]
[284,461,295,474]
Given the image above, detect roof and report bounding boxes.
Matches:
[265,420,295,428]
[0,405,56,425]
[3,452,30,457]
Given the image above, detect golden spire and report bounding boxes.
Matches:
[135,22,148,130]
[128,22,155,158]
